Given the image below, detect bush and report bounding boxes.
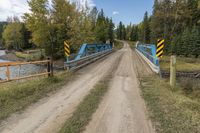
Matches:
[179,78,200,92]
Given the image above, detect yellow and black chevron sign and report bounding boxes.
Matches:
[64,40,70,57]
[156,39,165,58]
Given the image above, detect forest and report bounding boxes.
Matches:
[1,0,200,58]
[0,0,114,59]
[116,0,200,57]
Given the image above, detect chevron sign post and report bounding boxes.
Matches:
[64,40,70,57]
[156,39,164,58]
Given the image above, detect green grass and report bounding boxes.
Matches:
[15,50,45,61]
[140,75,200,133]
[114,40,123,49]
[178,78,200,99]
[127,41,136,49]
[0,71,73,122]
[59,76,111,133]
[160,56,200,71]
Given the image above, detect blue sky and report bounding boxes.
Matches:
[94,0,154,25]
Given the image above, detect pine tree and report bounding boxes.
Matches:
[180,28,191,56]
[95,9,108,43]
[171,35,181,55]
[191,26,200,57]
[142,11,151,43]
[116,21,123,40]
[108,18,115,43]
[89,7,98,30]
[122,25,126,40]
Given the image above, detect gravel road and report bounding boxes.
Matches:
[0,49,122,133]
[0,41,154,133]
[84,41,154,133]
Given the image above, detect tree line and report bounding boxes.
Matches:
[116,0,200,57]
[0,0,115,58]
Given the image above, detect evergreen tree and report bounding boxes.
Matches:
[89,7,98,30]
[142,11,151,43]
[117,21,123,40]
[95,9,108,43]
[130,26,139,41]
[108,18,115,43]
[122,25,126,40]
[191,26,200,57]
[180,28,191,56]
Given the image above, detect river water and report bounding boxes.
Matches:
[0,50,6,60]
[0,50,45,80]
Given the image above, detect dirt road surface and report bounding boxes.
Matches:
[84,42,155,133]
[0,50,122,133]
[0,41,154,133]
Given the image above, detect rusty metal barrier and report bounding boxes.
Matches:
[0,59,52,83]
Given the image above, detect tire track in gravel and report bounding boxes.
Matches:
[84,41,154,133]
[0,49,123,133]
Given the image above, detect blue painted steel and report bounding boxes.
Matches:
[69,43,112,62]
[136,43,159,66]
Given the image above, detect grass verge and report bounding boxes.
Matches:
[160,56,200,71]
[127,41,136,49]
[140,75,200,133]
[0,71,74,122]
[59,75,111,133]
[15,50,45,61]
[114,40,123,49]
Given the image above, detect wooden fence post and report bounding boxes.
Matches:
[170,55,176,88]
[47,58,51,77]
[6,65,10,81]
[50,57,53,77]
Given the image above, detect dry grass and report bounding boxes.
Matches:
[114,40,123,50]
[15,50,45,61]
[59,77,111,133]
[127,41,136,49]
[140,75,200,133]
[0,71,74,122]
[178,78,200,99]
[160,56,200,71]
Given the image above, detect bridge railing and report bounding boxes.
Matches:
[135,42,160,73]
[64,49,113,70]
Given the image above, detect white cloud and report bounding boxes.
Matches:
[0,0,95,21]
[0,0,30,21]
[70,0,95,10]
[113,11,119,15]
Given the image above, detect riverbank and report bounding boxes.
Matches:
[0,53,23,61]
[0,50,65,69]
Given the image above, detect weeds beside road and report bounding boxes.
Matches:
[114,40,124,49]
[59,76,111,133]
[141,75,200,133]
[0,71,74,122]
[160,56,200,72]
